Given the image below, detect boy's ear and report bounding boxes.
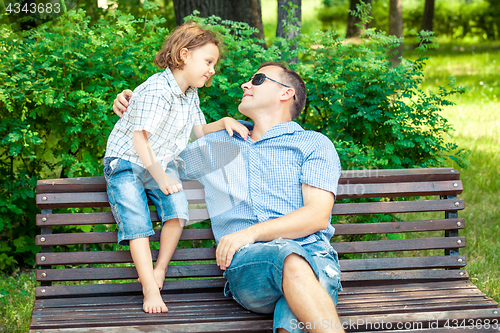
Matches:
[179,48,190,63]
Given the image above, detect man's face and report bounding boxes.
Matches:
[238,66,287,116]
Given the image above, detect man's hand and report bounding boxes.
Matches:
[221,117,249,140]
[113,89,133,118]
[216,228,257,270]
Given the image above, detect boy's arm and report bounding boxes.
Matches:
[133,130,182,195]
[193,117,249,140]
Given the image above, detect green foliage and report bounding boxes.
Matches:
[190,13,467,169]
[0,2,169,271]
[0,3,466,271]
[319,0,500,41]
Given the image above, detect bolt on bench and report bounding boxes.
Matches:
[30,168,500,332]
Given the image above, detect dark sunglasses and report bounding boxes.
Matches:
[251,73,296,100]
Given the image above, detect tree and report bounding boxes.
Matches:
[172,0,265,40]
[389,0,403,66]
[276,0,301,39]
[421,0,435,33]
[346,0,372,38]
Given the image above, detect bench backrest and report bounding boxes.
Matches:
[35,167,466,299]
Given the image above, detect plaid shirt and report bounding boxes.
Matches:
[105,68,206,169]
[178,121,341,245]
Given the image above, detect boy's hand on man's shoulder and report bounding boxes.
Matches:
[221,117,249,140]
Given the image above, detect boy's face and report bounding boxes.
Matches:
[182,43,219,88]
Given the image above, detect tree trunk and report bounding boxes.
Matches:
[389,0,403,66]
[346,0,372,38]
[276,0,301,39]
[421,0,435,32]
[173,0,265,40]
[232,0,265,41]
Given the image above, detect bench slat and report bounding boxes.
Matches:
[332,199,464,215]
[335,218,464,235]
[357,328,500,333]
[33,281,480,308]
[36,209,464,236]
[32,298,496,321]
[37,210,210,227]
[336,180,462,199]
[36,195,465,214]
[36,228,215,246]
[340,308,500,331]
[35,269,470,298]
[36,241,466,266]
[36,190,206,209]
[339,255,466,271]
[30,296,498,332]
[30,320,273,333]
[36,181,463,209]
[37,264,224,281]
[36,248,217,265]
[36,210,209,226]
[36,168,461,194]
[339,167,460,184]
[334,237,466,254]
[36,256,467,282]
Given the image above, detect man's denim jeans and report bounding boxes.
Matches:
[223,236,342,333]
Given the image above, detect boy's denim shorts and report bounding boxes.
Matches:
[103,157,189,246]
[223,236,342,333]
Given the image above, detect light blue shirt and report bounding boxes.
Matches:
[178,121,341,245]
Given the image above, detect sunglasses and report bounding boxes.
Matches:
[250,73,296,100]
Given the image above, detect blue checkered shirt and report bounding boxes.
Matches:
[105,68,206,169]
[178,121,341,245]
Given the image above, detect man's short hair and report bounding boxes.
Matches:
[258,62,306,120]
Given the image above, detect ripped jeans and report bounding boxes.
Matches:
[223,236,342,333]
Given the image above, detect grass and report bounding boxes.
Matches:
[1,26,499,333]
[404,39,500,303]
[0,270,37,333]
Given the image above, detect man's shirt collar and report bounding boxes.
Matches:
[235,120,303,142]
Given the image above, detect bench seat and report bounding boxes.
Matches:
[29,168,500,332]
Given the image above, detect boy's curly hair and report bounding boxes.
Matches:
[155,22,220,70]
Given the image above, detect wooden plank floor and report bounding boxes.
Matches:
[30,281,500,332]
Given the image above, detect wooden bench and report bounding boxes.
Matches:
[29,167,500,332]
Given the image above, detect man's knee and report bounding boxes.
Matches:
[283,253,316,281]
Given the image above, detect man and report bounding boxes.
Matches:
[113,62,345,333]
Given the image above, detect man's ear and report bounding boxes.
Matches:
[280,88,295,102]
[179,48,190,63]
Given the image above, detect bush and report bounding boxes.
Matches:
[0,3,466,271]
[318,0,500,41]
[0,2,168,270]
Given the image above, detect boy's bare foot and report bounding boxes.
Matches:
[143,286,168,313]
[138,267,166,290]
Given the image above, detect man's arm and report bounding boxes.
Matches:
[113,89,133,118]
[215,184,335,270]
